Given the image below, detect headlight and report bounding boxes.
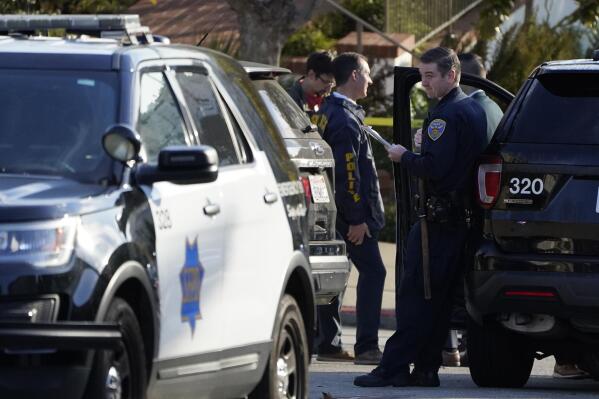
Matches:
[0,217,78,267]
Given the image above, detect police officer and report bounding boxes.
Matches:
[287,51,353,362]
[441,52,505,368]
[287,51,335,118]
[316,52,387,365]
[354,47,487,387]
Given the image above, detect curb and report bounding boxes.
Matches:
[340,306,396,331]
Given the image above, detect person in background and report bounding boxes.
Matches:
[287,51,335,118]
[458,52,503,142]
[315,52,387,365]
[286,51,353,362]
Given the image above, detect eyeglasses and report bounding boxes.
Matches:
[317,76,335,86]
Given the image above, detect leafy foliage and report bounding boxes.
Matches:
[323,0,385,39]
[282,0,385,57]
[282,22,336,56]
[488,19,584,93]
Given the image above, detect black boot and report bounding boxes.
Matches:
[409,369,440,387]
[354,367,410,387]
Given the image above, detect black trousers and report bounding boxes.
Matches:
[379,220,466,375]
[316,223,387,356]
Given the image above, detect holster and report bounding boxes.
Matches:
[425,192,466,224]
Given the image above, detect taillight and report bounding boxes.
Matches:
[504,290,556,299]
[476,155,502,209]
[300,176,312,203]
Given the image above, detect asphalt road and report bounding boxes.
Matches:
[309,328,599,399]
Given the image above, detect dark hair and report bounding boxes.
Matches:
[458,52,486,78]
[332,52,368,86]
[306,51,333,76]
[420,47,460,80]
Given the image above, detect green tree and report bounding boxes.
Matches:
[488,19,583,93]
[282,22,336,56]
[282,0,385,57]
[225,0,319,65]
[475,0,598,92]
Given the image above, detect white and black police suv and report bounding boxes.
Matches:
[242,63,351,305]
[0,15,315,399]
[394,51,599,387]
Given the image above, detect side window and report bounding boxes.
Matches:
[138,71,188,163]
[175,69,240,166]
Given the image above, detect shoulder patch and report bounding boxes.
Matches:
[427,118,446,141]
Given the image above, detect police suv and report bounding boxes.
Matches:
[394,52,599,387]
[0,15,314,399]
[242,63,350,305]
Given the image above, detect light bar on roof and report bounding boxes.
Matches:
[0,14,142,32]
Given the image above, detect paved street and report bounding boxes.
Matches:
[309,328,599,399]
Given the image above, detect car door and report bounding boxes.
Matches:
[392,66,515,274]
[172,66,293,352]
[135,67,225,364]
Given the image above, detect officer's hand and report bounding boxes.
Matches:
[347,223,371,246]
[414,128,422,147]
[388,144,407,162]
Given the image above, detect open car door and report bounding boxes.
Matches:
[392,66,515,278]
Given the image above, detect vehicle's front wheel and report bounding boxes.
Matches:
[250,294,309,399]
[467,317,533,388]
[85,298,147,399]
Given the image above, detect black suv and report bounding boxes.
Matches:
[394,53,599,388]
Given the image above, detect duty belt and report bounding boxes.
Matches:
[425,194,465,224]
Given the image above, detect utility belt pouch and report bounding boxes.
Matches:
[425,196,454,223]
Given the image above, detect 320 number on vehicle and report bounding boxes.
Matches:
[508,177,544,195]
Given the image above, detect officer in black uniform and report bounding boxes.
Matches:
[441,52,505,368]
[316,52,387,365]
[354,47,487,387]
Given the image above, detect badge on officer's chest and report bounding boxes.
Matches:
[427,119,446,141]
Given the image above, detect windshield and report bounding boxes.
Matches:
[252,79,312,139]
[508,73,599,145]
[0,69,118,183]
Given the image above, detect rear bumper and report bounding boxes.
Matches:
[468,242,599,326]
[309,241,351,304]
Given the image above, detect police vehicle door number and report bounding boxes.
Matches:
[156,208,172,230]
[508,177,543,195]
[308,175,330,203]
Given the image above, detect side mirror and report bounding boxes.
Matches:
[102,124,141,162]
[135,145,219,185]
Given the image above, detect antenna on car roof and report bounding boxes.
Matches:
[196,13,227,47]
[593,49,599,62]
[0,14,158,45]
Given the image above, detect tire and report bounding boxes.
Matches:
[250,294,309,399]
[85,298,147,399]
[580,351,599,380]
[467,317,533,388]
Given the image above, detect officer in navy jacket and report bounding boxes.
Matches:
[354,47,487,387]
[316,52,387,365]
